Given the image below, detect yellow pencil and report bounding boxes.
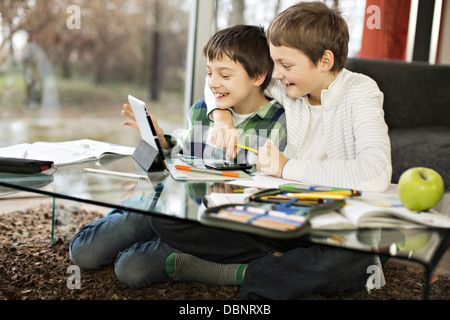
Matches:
[236,143,258,154]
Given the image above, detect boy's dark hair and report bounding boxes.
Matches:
[267,1,349,73]
[203,25,273,91]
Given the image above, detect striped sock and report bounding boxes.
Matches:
[165,253,246,285]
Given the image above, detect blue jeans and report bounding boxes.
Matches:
[71,210,375,297]
[69,209,181,288]
[70,209,297,288]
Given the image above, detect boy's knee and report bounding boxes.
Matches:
[69,237,104,270]
[114,252,149,288]
[69,228,113,270]
[114,246,171,288]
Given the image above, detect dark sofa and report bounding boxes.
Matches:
[345,58,450,189]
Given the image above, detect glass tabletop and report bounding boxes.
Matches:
[0,155,208,221]
[0,155,449,277]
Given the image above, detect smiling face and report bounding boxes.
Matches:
[270,43,332,105]
[269,44,337,105]
[206,55,266,114]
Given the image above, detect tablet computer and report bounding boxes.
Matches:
[128,95,162,153]
[128,95,168,170]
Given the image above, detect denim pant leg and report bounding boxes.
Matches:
[240,245,376,300]
[114,237,182,288]
[69,209,156,270]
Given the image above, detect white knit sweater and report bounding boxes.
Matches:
[206,69,392,192]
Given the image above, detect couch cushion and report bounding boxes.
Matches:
[389,126,450,188]
[345,58,450,130]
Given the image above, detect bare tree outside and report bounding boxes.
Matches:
[228,0,246,26]
[0,0,191,146]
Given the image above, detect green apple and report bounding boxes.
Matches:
[398,167,445,211]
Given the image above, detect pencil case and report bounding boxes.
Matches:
[200,188,348,238]
[200,203,313,239]
[0,157,54,174]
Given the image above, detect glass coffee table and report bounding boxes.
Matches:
[0,155,448,299]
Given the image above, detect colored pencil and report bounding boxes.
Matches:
[174,164,239,178]
[236,144,258,154]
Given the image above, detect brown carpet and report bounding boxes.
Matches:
[1,203,449,301]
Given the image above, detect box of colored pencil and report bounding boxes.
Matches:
[200,188,347,238]
[200,203,312,239]
[249,188,347,210]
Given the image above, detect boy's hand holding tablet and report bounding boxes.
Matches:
[121,103,170,150]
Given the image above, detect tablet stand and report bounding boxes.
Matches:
[132,140,165,172]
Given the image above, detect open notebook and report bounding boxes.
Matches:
[0,139,135,166]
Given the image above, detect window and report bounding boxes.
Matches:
[0,0,193,147]
[213,0,367,58]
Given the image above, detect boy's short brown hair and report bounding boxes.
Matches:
[267,1,349,73]
[203,25,273,91]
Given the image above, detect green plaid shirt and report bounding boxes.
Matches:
[168,98,287,164]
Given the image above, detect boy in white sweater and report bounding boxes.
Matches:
[164,1,389,299]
